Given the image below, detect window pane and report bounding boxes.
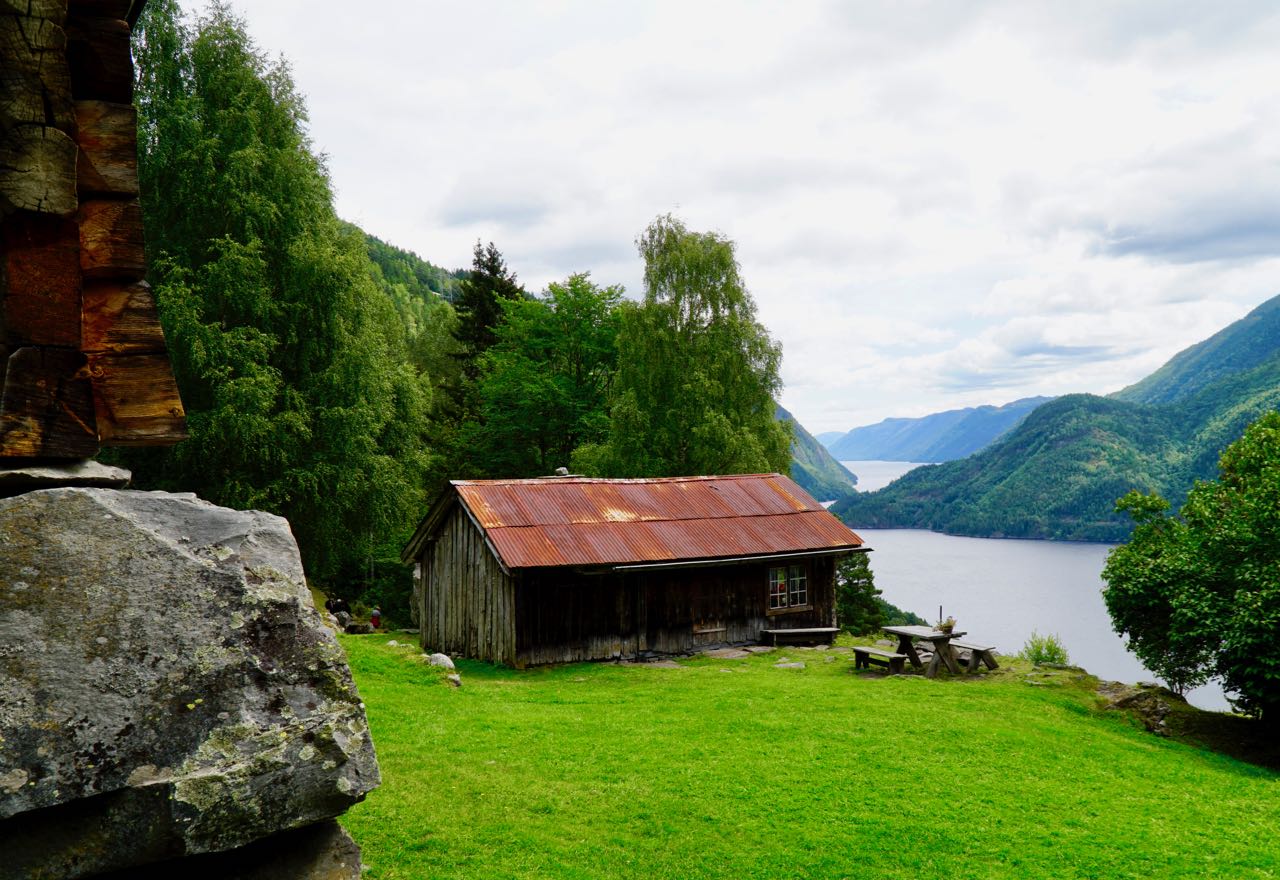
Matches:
[788,565,807,607]
[769,567,787,609]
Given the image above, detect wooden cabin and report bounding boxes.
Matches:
[400,473,867,666]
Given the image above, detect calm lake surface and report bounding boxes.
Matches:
[841,459,931,492]
[837,462,1229,711]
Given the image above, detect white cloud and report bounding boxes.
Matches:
[186,0,1280,433]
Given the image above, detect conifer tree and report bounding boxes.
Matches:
[452,240,526,379]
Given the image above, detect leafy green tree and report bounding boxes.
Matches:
[128,1,434,583]
[1103,411,1280,721]
[574,215,791,477]
[836,553,882,635]
[465,273,621,477]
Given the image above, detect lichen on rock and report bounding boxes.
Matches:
[0,488,380,879]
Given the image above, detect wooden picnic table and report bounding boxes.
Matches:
[882,625,967,678]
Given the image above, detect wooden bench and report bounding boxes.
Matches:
[853,646,907,674]
[949,639,999,671]
[760,626,840,646]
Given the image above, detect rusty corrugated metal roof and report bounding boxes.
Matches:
[449,474,863,570]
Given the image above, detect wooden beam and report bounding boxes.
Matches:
[78,198,144,280]
[64,15,132,103]
[0,10,75,131]
[0,346,99,457]
[66,0,136,19]
[74,100,139,197]
[0,128,79,218]
[1,213,81,347]
[1,1,68,17]
[87,352,187,445]
[81,279,164,354]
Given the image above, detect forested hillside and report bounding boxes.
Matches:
[1112,295,1280,405]
[825,397,1051,462]
[834,299,1280,540]
[122,3,828,606]
[365,233,465,305]
[777,405,857,501]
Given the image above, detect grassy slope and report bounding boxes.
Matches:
[339,636,1279,880]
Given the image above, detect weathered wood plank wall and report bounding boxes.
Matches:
[419,505,516,665]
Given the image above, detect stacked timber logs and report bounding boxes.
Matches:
[0,0,185,459]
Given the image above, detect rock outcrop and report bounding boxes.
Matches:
[0,488,380,879]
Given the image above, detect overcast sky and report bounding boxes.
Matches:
[189,0,1280,434]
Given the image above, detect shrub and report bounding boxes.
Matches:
[1020,631,1070,665]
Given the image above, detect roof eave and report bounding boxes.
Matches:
[399,485,457,564]
[503,543,869,575]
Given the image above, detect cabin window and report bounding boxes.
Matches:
[768,564,809,611]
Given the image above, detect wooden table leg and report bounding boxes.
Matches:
[925,650,942,678]
[937,640,963,675]
[896,635,923,668]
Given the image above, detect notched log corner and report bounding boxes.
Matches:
[77,197,143,279]
[64,15,133,103]
[81,278,163,354]
[75,99,139,196]
[88,351,187,445]
[1,212,82,347]
[0,126,79,217]
[0,345,99,457]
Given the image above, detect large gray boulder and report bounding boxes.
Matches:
[0,488,380,879]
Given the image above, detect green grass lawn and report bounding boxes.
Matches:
[338,635,1280,880]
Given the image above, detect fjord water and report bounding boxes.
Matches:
[840,462,1229,710]
[842,459,931,492]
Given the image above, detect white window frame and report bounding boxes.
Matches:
[767,563,810,613]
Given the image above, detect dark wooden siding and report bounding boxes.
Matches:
[642,557,835,654]
[513,556,837,666]
[418,505,516,664]
[515,572,639,666]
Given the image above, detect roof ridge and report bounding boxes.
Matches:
[482,507,822,526]
[452,473,783,486]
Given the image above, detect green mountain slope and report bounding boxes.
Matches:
[834,295,1280,541]
[1113,296,1280,404]
[826,396,1051,462]
[364,231,466,303]
[777,405,858,502]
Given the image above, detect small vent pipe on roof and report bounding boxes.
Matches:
[537,467,583,478]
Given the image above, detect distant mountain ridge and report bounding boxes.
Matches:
[824,396,1053,462]
[777,405,858,502]
[1112,295,1280,405]
[833,294,1280,541]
